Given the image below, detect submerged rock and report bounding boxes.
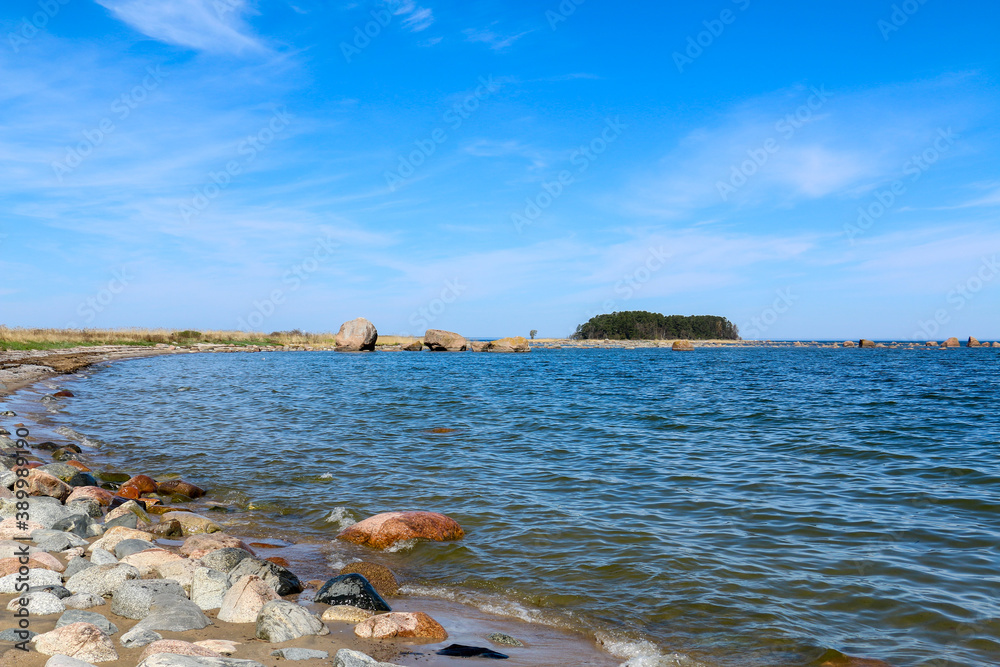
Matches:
[337,510,465,550]
[156,479,206,498]
[488,632,524,647]
[436,644,509,659]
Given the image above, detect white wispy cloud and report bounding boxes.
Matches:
[463,26,532,51]
[387,0,434,32]
[94,0,264,53]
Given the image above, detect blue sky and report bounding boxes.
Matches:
[1,0,998,339]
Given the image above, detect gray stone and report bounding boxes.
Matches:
[104,513,138,531]
[68,499,103,519]
[66,563,140,596]
[63,592,106,609]
[0,539,41,559]
[191,567,231,610]
[332,649,404,667]
[255,600,328,642]
[44,656,98,667]
[0,568,62,592]
[114,538,157,559]
[228,557,302,596]
[134,594,211,632]
[0,469,16,489]
[198,547,252,573]
[1,497,72,528]
[51,514,95,539]
[136,655,267,667]
[63,556,97,579]
[27,584,72,599]
[111,579,186,620]
[90,547,118,565]
[57,609,119,635]
[119,626,162,648]
[6,591,65,615]
[488,632,524,646]
[0,627,36,641]
[271,648,329,660]
[33,528,89,550]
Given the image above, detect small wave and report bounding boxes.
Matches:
[55,426,84,440]
[324,507,357,530]
[597,634,707,667]
[400,584,573,628]
[383,538,418,553]
[319,472,333,480]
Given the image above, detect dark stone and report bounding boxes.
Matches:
[151,519,183,537]
[54,390,75,397]
[63,556,96,579]
[57,609,118,635]
[115,538,158,559]
[105,512,139,531]
[52,447,81,461]
[51,514,93,538]
[109,495,147,511]
[314,573,391,611]
[436,645,509,659]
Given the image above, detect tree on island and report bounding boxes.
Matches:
[530,329,538,340]
[572,311,739,340]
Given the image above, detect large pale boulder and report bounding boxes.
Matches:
[335,318,378,351]
[67,487,114,507]
[337,511,464,550]
[352,611,447,640]
[139,640,222,661]
[27,470,73,501]
[66,563,140,597]
[672,340,694,351]
[942,337,960,347]
[88,526,155,553]
[217,575,279,623]
[968,336,980,347]
[254,600,328,642]
[120,549,184,577]
[485,337,530,353]
[33,622,118,662]
[423,329,468,351]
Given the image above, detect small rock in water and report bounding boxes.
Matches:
[436,644,510,659]
[339,561,399,597]
[487,632,524,647]
[271,648,330,660]
[54,390,75,397]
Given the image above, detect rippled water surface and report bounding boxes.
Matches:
[32,349,1000,665]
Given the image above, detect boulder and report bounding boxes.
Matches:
[52,513,99,539]
[133,594,212,632]
[469,341,489,352]
[353,611,448,640]
[139,640,223,661]
[62,557,97,580]
[333,649,403,667]
[120,548,184,576]
[180,534,255,560]
[968,336,980,347]
[156,558,202,592]
[160,511,222,535]
[423,329,468,351]
[191,567,231,610]
[339,562,399,597]
[0,568,62,593]
[315,573,391,611]
[114,538,158,559]
[33,622,118,662]
[56,609,118,635]
[859,339,876,348]
[151,519,183,537]
[485,337,530,353]
[335,318,378,351]
[942,337,960,347]
[62,593,106,610]
[227,556,302,595]
[337,511,465,550]
[119,627,162,649]
[156,479,206,498]
[0,517,44,539]
[402,341,423,352]
[66,563,140,597]
[217,574,279,623]
[106,500,152,527]
[321,605,374,623]
[842,340,856,348]
[5,591,65,616]
[195,640,240,655]
[28,470,73,501]
[111,579,186,619]
[198,547,253,572]
[488,632,524,646]
[88,526,155,553]
[67,487,114,507]
[254,600,329,642]
[42,656,95,667]
[672,340,694,351]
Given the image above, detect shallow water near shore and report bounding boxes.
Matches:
[9,348,1000,666]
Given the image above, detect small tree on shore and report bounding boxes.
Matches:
[529,329,538,340]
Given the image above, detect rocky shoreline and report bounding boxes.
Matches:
[0,351,621,667]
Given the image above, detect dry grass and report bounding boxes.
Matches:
[0,326,339,351]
